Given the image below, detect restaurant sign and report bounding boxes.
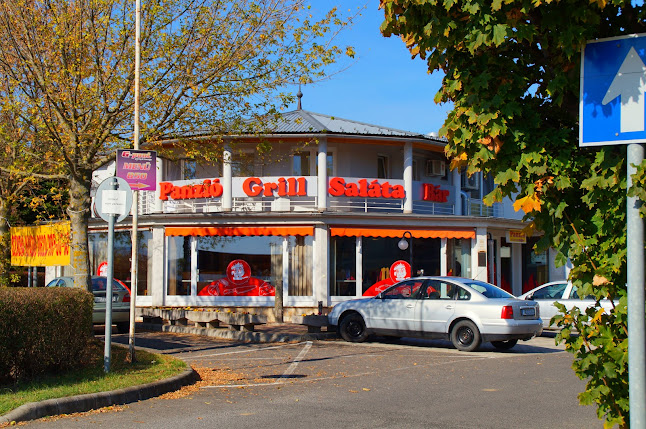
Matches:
[507,229,527,244]
[159,176,406,201]
[116,149,157,191]
[11,222,71,266]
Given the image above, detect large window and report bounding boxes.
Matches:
[289,236,313,296]
[330,236,356,296]
[522,237,547,294]
[292,150,333,176]
[377,155,389,179]
[182,159,197,180]
[197,236,283,297]
[89,230,153,296]
[167,236,191,296]
[361,237,440,294]
[499,238,512,293]
[446,238,472,278]
[232,152,257,176]
[292,152,311,176]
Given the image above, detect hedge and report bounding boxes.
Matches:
[0,287,93,385]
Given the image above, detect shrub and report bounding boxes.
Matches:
[0,287,93,385]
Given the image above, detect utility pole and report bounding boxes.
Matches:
[127,0,142,363]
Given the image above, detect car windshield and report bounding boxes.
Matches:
[570,285,595,300]
[91,278,126,293]
[461,280,514,299]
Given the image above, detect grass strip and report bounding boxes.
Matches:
[0,338,188,416]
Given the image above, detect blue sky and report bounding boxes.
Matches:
[297,1,452,136]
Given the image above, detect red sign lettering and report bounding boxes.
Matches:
[328,177,405,199]
[159,179,223,201]
[242,177,306,197]
[422,183,449,203]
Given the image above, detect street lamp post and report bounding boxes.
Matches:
[398,231,413,274]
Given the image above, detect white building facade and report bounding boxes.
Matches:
[49,109,566,318]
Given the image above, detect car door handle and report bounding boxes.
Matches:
[445,305,454,310]
[406,304,415,309]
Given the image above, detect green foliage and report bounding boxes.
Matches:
[553,299,629,428]
[0,287,93,385]
[0,0,354,291]
[11,180,68,226]
[380,0,646,426]
[0,339,188,416]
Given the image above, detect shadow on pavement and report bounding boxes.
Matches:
[364,335,564,354]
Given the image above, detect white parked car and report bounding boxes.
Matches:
[520,281,616,329]
[328,277,543,352]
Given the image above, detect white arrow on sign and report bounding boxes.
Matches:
[602,46,646,133]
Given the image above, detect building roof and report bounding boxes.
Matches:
[269,109,443,141]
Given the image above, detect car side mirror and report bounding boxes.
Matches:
[376,293,384,300]
[525,294,534,301]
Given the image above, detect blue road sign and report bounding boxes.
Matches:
[580,33,646,146]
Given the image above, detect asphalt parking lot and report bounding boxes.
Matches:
[21,333,602,429]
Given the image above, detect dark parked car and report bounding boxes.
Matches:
[45,276,131,333]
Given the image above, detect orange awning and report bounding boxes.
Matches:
[329,227,475,239]
[165,226,314,237]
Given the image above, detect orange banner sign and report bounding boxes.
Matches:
[11,222,71,266]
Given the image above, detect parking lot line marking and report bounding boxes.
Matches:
[202,356,492,389]
[281,341,312,379]
[186,341,310,359]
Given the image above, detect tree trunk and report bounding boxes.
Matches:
[0,198,10,287]
[68,174,92,292]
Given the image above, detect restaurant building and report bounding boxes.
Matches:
[47,106,567,318]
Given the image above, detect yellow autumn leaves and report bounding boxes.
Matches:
[513,194,542,213]
[513,176,554,213]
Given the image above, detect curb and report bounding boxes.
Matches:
[0,367,198,425]
[139,323,339,342]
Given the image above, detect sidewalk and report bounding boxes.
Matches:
[0,322,338,425]
[139,320,337,343]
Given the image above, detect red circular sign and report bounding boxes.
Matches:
[97,261,108,277]
[389,260,411,282]
[226,259,251,285]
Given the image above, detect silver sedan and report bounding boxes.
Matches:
[328,276,543,352]
[45,276,131,333]
[519,281,616,329]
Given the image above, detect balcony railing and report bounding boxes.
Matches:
[136,191,501,217]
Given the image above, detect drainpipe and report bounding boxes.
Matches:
[452,168,461,215]
[460,191,470,216]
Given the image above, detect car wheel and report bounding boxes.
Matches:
[116,322,129,334]
[491,339,518,350]
[450,320,481,352]
[339,313,368,343]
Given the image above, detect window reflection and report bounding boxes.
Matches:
[167,236,191,296]
[197,236,283,297]
[331,236,356,296]
[88,231,153,296]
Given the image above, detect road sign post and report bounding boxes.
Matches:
[116,148,156,362]
[94,177,132,373]
[581,33,646,428]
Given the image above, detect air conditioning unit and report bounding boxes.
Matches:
[425,159,446,176]
[462,173,479,190]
